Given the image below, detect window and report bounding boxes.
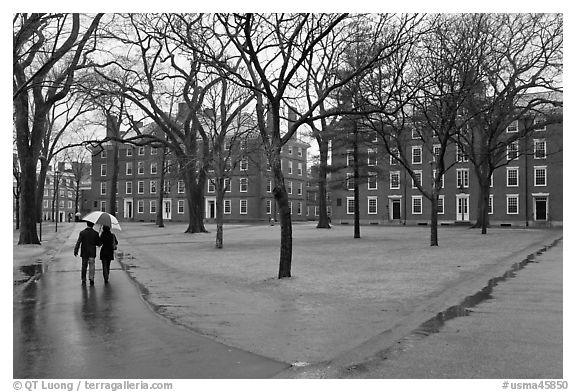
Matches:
[267,179,272,193]
[137,161,144,174]
[177,200,184,214]
[165,160,171,174]
[367,148,377,166]
[138,146,145,156]
[240,178,248,192]
[315,206,319,216]
[288,161,293,174]
[240,199,248,214]
[534,166,547,186]
[266,200,272,215]
[390,171,400,189]
[347,150,354,167]
[126,181,132,195]
[456,145,468,162]
[287,181,293,195]
[224,199,231,214]
[151,147,157,155]
[150,200,157,214]
[298,162,303,176]
[150,162,157,174]
[240,158,248,171]
[288,145,293,155]
[534,117,546,131]
[412,146,422,164]
[100,182,107,195]
[507,167,519,187]
[507,194,519,214]
[507,141,519,161]
[411,128,420,139]
[289,201,293,214]
[100,149,107,158]
[297,182,303,195]
[412,196,423,214]
[456,168,469,188]
[346,197,355,215]
[412,170,422,189]
[368,172,377,190]
[534,139,546,159]
[368,197,378,215]
[207,180,215,193]
[100,201,107,212]
[432,170,444,188]
[346,173,355,190]
[241,139,247,150]
[163,180,171,193]
[101,164,107,176]
[390,148,398,165]
[438,195,445,215]
[137,181,144,194]
[224,178,231,192]
[433,144,441,162]
[298,147,303,157]
[150,180,157,194]
[126,148,133,157]
[507,120,518,133]
[137,200,144,214]
[178,180,185,193]
[126,162,133,175]
[297,202,302,215]
[488,195,493,215]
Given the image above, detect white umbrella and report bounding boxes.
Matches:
[82,211,122,231]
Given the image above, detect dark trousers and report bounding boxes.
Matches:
[81,257,95,282]
[101,259,112,282]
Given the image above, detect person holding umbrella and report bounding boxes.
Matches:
[73,221,102,286]
[99,225,118,284]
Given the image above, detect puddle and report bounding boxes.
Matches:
[14,263,45,286]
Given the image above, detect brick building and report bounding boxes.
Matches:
[329,114,563,227]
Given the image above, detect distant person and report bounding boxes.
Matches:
[99,225,118,284]
[73,221,102,286]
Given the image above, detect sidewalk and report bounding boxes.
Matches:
[113,222,563,372]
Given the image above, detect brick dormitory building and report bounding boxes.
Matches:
[328,107,563,227]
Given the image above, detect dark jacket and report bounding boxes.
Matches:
[74,227,101,258]
[100,231,118,260]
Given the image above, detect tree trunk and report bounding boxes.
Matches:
[430,191,439,246]
[273,183,292,279]
[35,161,48,224]
[18,157,40,244]
[156,149,166,228]
[316,138,331,229]
[215,183,224,249]
[14,192,21,230]
[353,123,360,239]
[182,167,208,234]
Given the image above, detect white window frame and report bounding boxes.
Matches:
[347,150,354,167]
[150,200,157,214]
[178,180,185,194]
[534,166,547,187]
[297,182,303,195]
[151,147,157,155]
[297,201,302,216]
[126,148,133,157]
[298,147,303,157]
[506,120,518,133]
[438,195,445,215]
[266,199,272,215]
[346,197,355,215]
[150,180,157,194]
[100,182,106,195]
[177,200,185,214]
[368,172,378,190]
[488,194,493,215]
[138,146,145,156]
[367,148,377,166]
[506,194,519,215]
[207,180,215,193]
[534,117,546,131]
[137,200,144,214]
[267,179,272,193]
[150,162,157,175]
[507,167,519,187]
[100,201,107,212]
[432,170,445,189]
[412,196,423,215]
[298,162,303,176]
[346,173,354,190]
[126,162,133,175]
[412,170,422,189]
[224,178,231,192]
[240,158,248,171]
[100,149,107,158]
[137,161,144,174]
[224,199,231,214]
[534,139,547,159]
[390,171,400,190]
[240,200,248,215]
[456,145,469,162]
[125,181,132,195]
[288,145,293,155]
[412,146,422,164]
[507,141,519,161]
[100,164,107,177]
[433,144,441,162]
[456,168,469,189]
[239,178,248,193]
[367,196,378,215]
[287,181,293,195]
[288,161,293,174]
[138,181,144,194]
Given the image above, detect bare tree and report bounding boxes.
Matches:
[13,13,103,244]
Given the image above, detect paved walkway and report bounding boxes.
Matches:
[280,239,563,378]
[13,224,288,379]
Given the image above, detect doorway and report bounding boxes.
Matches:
[456,194,470,221]
[124,199,133,220]
[534,196,548,221]
[206,198,216,219]
[391,199,401,220]
[163,199,172,220]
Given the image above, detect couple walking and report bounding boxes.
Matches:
[74,221,119,286]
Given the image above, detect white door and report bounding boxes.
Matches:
[124,199,133,219]
[205,198,216,219]
[163,199,172,220]
[456,195,470,221]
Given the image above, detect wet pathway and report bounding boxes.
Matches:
[13,229,289,379]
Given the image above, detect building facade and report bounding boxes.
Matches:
[329,117,563,227]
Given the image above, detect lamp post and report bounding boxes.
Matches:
[55,170,60,232]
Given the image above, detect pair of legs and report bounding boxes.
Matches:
[101,258,112,283]
[81,257,96,285]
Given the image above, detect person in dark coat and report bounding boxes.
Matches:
[99,225,118,284]
[74,221,102,285]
